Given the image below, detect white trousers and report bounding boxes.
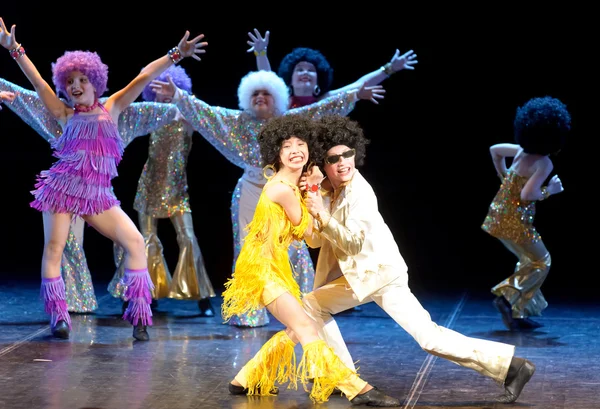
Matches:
[303,276,515,385]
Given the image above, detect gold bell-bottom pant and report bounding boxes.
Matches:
[492,238,550,319]
[109,212,215,300]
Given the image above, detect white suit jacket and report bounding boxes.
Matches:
[305,170,408,301]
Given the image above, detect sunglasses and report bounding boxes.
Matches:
[325,149,356,165]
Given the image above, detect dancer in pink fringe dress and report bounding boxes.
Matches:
[0,16,206,340]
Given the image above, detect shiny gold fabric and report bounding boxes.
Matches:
[168,212,215,300]
[109,214,172,299]
[110,212,215,301]
[492,239,550,318]
[482,170,540,244]
[483,170,550,318]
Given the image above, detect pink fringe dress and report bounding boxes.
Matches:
[30,104,124,215]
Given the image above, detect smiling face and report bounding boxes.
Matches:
[251,89,275,119]
[323,145,356,188]
[279,136,309,172]
[291,61,318,96]
[66,71,96,106]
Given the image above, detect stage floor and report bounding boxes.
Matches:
[0,279,598,409]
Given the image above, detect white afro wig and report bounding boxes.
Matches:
[237,70,289,116]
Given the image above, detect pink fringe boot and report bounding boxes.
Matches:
[122,268,154,326]
[41,276,72,329]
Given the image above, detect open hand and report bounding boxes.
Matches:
[177,31,207,61]
[357,83,386,104]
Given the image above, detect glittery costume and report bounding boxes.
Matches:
[109,117,215,302]
[482,169,550,318]
[1,77,178,312]
[175,89,356,327]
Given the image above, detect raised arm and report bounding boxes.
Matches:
[324,49,418,97]
[1,18,69,124]
[247,29,271,71]
[0,77,62,141]
[151,77,250,168]
[289,83,385,119]
[489,143,521,179]
[105,31,207,119]
[117,102,179,147]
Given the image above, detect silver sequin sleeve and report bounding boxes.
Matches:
[175,92,251,168]
[286,90,357,119]
[118,102,179,147]
[0,77,62,142]
[1,77,178,147]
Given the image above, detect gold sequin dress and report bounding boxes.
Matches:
[482,169,550,318]
[109,118,215,302]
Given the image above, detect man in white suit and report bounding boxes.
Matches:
[301,114,535,404]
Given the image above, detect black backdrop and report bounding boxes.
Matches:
[0,4,593,298]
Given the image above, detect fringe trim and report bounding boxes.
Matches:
[122,269,155,326]
[41,277,72,329]
[244,331,297,396]
[298,340,357,404]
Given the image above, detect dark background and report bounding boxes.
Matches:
[0,4,593,298]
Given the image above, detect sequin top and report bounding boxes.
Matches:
[482,169,541,244]
[175,89,357,170]
[133,119,192,217]
[0,78,178,147]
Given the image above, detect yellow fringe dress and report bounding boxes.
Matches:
[222,179,308,320]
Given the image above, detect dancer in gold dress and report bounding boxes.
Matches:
[482,96,571,330]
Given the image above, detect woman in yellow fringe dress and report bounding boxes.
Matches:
[221,114,400,406]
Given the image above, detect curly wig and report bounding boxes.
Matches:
[315,115,370,167]
[277,47,334,96]
[258,114,323,171]
[52,51,109,99]
[237,71,289,116]
[514,96,571,155]
[142,65,192,102]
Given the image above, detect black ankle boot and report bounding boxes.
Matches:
[497,357,536,403]
[198,298,215,317]
[350,387,400,407]
[133,324,149,341]
[228,383,279,395]
[51,320,70,339]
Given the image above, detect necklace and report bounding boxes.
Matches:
[74,99,99,113]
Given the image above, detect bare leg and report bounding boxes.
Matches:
[40,212,73,338]
[139,213,171,299]
[84,206,152,340]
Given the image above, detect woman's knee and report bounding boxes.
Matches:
[43,240,66,262]
[122,231,145,256]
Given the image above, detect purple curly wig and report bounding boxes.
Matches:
[142,65,192,101]
[51,51,109,99]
